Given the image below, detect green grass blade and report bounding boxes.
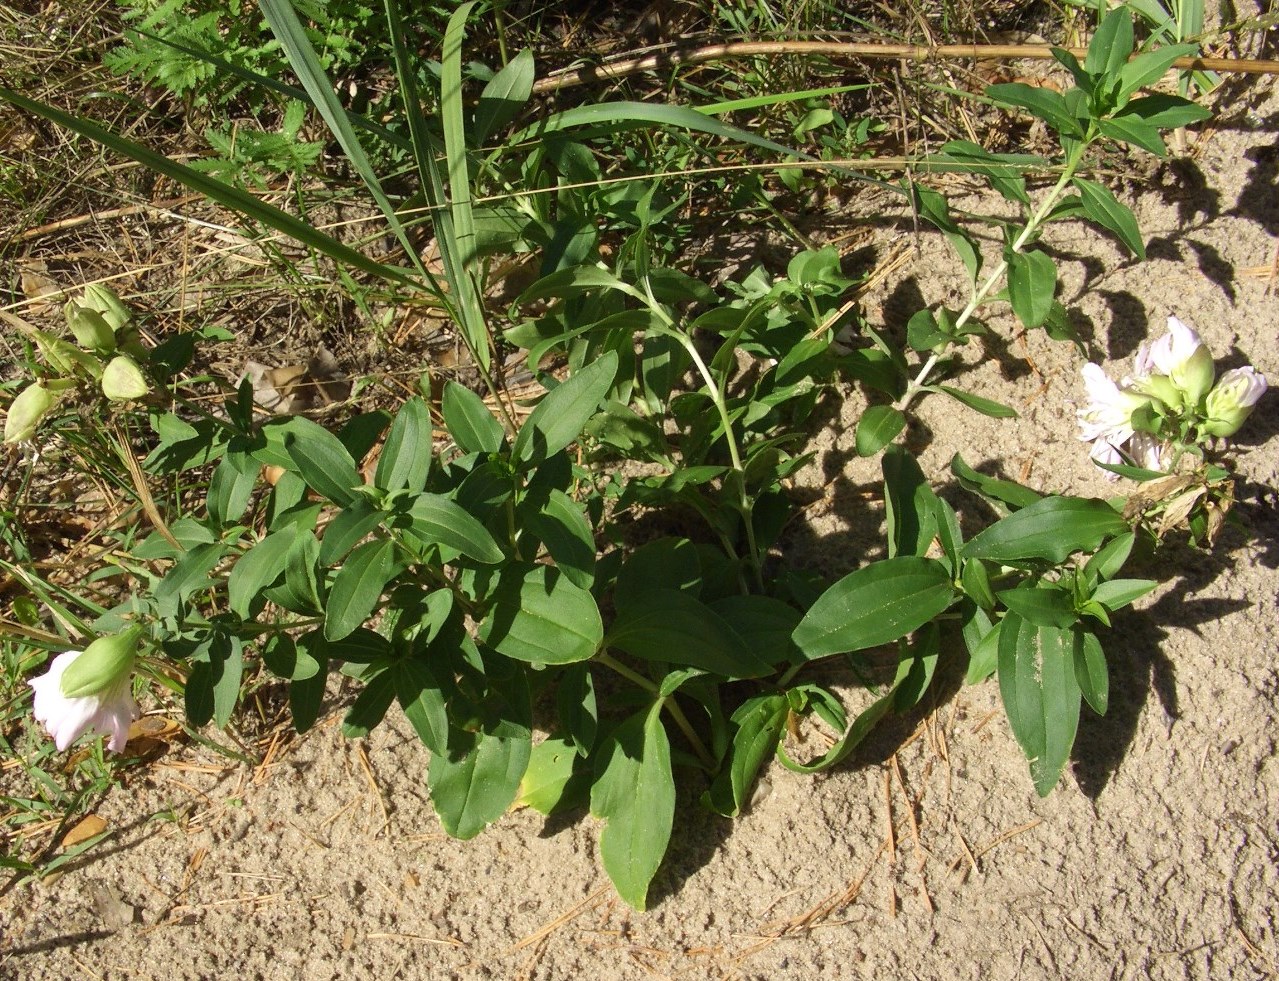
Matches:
[0,86,409,287]
[385,0,491,369]
[258,0,442,299]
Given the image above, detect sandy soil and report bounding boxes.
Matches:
[4,63,1279,981]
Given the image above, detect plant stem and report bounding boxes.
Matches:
[595,652,716,769]
[895,140,1088,412]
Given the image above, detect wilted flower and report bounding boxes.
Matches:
[29,627,143,753]
[4,383,55,444]
[1128,432,1172,472]
[100,355,149,401]
[1202,366,1268,437]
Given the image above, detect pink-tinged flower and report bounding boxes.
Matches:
[1077,363,1150,444]
[1128,432,1171,472]
[1147,316,1215,405]
[1202,366,1268,437]
[29,630,142,753]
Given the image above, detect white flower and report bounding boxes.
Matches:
[29,637,140,753]
[1147,316,1215,405]
[1077,363,1150,444]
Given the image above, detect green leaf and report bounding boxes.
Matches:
[590,701,675,910]
[1086,7,1134,77]
[705,694,789,817]
[341,670,395,739]
[937,385,1018,419]
[479,564,603,665]
[556,662,598,756]
[1115,94,1211,130]
[521,488,596,590]
[855,404,906,457]
[607,589,771,678]
[906,309,951,352]
[228,531,294,619]
[473,48,534,144]
[270,530,323,614]
[707,595,802,668]
[1006,249,1057,329]
[317,498,385,568]
[1097,116,1168,156]
[512,351,619,467]
[962,496,1128,565]
[615,537,701,605]
[375,397,432,493]
[882,445,938,560]
[324,538,402,642]
[283,417,362,507]
[395,658,449,755]
[1117,44,1197,101]
[206,454,258,529]
[985,83,1082,137]
[998,612,1081,796]
[1074,177,1145,258]
[1083,531,1134,585]
[1074,629,1109,715]
[516,736,587,815]
[1091,578,1158,612]
[912,185,981,283]
[965,618,1002,685]
[950,453,1043,512]
[441,381,504,454]
[793,556,956,660]
[429,728,531,840]
[403,493,504,564]
[997,583,1080,628]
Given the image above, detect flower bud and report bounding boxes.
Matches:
[101,355,149,401]
[81,284,133,331]
[60,625,143,698]
[1150,317,1215,406]
[65,303,117,355]
[3,383,55,443]
[1201,366,1268,437]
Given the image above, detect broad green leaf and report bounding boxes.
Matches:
[882,445,938,560]
[556,662,598,756]
[283,417,362,507]
[395,658,449,755]
[1085,7,1134,77]
[590,701,674,910]
[270,530,323,614]
[906,309,951,352]
[704,694,789,817]
[1074,629,1109,715]
[998,612,1081,796]
[793,556,955,660]
[707,595,802,668]
[855,404,906,457]
[1074,177,1145,258]
[429,728,531,840]
[1006,249,1057,329]
[1098,116,1168,156]
[512,351,619,466]
[375,397,432,493]
[1115,94,1212,130]
[893,622,941,711]
[516,736,588,815]
[1117,44,1197,101]
[937,385,1018,419]
[206,453,258,528]
[479,564,603,664]
[228,531,293,619]
[341,670,395,739]
[474,48,534,144]
[615,537,701,606]
[950,453,1043,512]
[403,493,504,564]
[1091,578,1158,611]
[521,488,596,590]
[985,83,1082,137]
[324,538,402,641]
[514,265,642,305]
[962,496,1128,564]
[997,583,1079,628]
[965,618,1002,685]
[318,498,385,568]
[607,589,771,678]
[441,381,504,454]
[912,185,981,283]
